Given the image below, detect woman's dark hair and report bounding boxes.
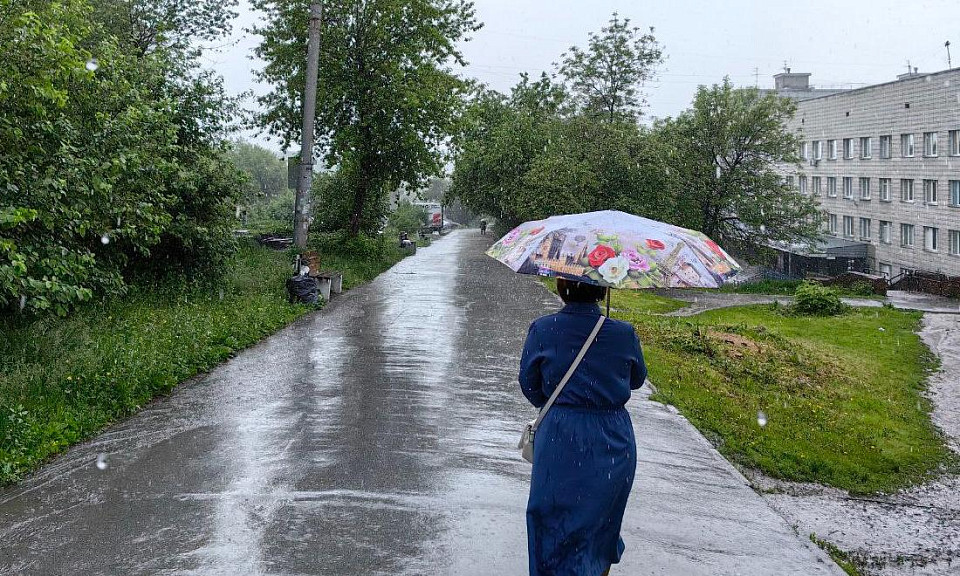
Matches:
[556,278,607,303]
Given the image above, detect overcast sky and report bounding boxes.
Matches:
[205,0,960,152]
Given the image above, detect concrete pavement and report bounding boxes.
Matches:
[0,231,843,575]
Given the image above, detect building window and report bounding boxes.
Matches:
[901,224,915,247]
[812,176,821,195]
[950,180,960,206]
[924,179,938,204]
[860,137,872,158]
[947,230,960,256]
[800,143,809,161]
[859,177,871,199]
[879,263,892,278]
[879,220,892,244]
[901,133,915,157]
[949,230,960,255]
[879,178,891,201]
[880,135,892,158]
[859,217,871,240]
[813,140,822,160]
[843,138,854,159]
[785,175,794,188]
[923,132,938,157]
[828,213,838,234]
[799,175,807,194]
[828,139,837,160]
[924,226,939,251]
[827,177,837,197]
[950,130,960,156]
[843,216,854,238]
[901,179,914,202]
[843,177,853,199]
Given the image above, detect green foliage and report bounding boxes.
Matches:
[89,0,239,56]
[252,0,481,235]
[451,74,668,227]
[0,0,245,316]
[792,281,847,316]
[616,291,952,493]
[847,280,876,297]
[227,140,288,202]
[810,534,864,576]
[558,13,663,122]
[388,201,428,235]
[247,191,296,234]
[654,79,821,252]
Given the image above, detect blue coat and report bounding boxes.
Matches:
[519,302,647,576]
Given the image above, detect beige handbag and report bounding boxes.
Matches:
[519,315,606,463]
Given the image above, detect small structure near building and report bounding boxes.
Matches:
[771,237,873,279]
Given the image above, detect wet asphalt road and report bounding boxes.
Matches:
[0,231,843,575]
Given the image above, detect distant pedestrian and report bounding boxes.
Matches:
[480,219,488,235]
[519,278,647,576]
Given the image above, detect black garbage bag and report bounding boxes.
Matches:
[286,274,320,304]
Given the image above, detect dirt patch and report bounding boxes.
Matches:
[708,330,763,358]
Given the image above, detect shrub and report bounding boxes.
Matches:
[388,201,428,235]
[847,280,875,297]
[792,281,847,316]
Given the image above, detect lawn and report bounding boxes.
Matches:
[615,291,953,494]
[0,239,406,484]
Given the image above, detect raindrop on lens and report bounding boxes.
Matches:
[757,411,768,427]
[95,453,108,470]
[85,58,99,72]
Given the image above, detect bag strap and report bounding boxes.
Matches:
[532,315,606,432]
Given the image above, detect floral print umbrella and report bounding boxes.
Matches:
[486,210,740,289]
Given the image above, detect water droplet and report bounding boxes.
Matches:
[85,58,99,72]
[100,234,110,245]
[757,411,768,427]
[95,453,108,470]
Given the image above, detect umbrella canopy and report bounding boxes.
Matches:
[486,210,740,289]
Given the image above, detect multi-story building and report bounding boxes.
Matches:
[782,69,960,278]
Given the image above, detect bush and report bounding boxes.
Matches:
[388,201,428,235]
[847,280,875,297]
[792,281,847,316]
[247,192,296,234]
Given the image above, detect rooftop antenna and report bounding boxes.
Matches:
[754,67,760,88]
[906,60,913,75]
[782,60,789,74]
[947,41,953,69]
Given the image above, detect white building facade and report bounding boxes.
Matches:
[786,69,960,278]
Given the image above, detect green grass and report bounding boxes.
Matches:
[810,534,864,575]
[610,292,954,494]
[718,279,881,299]
[0,240,406,484]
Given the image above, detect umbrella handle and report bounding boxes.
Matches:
[606,287,611,317]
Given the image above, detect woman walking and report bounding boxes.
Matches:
[519,278,647,576]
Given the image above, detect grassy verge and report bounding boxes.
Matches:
[610,291,954,494]
[718,279,881,299]
[810,534,864,576]
[0,238,407,484]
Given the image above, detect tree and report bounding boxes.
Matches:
[655,79,821,252]
[252,0,481,235]
[0,0,244,315]
[450,74,663,226]
[558,13,663,122]
[228,141,288,201]
[89,0,239,56]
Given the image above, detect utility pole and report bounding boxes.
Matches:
[947,41,953,69]
[293,1,323,250]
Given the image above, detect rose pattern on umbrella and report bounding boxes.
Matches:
[588,245,616,267]
[621,248,651,272]
[645,239,666,250]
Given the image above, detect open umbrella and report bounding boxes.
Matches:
[487,210,741,313]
